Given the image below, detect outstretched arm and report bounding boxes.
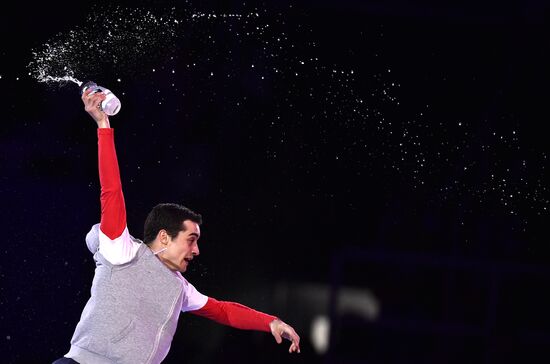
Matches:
[190,297,301,353]
[82,88,138,263]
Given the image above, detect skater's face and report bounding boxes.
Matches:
[158,220,201,272]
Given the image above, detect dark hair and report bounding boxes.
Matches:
[143,203,202,244]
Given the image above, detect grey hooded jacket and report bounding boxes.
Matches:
[66,224,185,364]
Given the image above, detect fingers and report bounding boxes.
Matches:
[272,329,283,344]
[270,319,301,353]
[287,331,301,354]
[280,325,301,354]
[81,87,96,104]
[83,94,107,117]
[82,88,106,108]
[270,319,283,344]
[81,87,109,126]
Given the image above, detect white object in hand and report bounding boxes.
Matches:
[80,81,122,116]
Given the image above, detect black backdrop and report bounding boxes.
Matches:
[1,1,549,363]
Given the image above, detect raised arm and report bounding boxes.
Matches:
[190,297,301,353]
[82,87,110,129]
[82,88,138,263]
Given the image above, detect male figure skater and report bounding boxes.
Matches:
[53,88,300,363]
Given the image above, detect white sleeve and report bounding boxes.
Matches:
[98,226,141,265]
[180,276,208,312]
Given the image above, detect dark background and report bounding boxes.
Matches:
[1,0,549,363]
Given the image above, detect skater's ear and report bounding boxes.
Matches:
[156,229,170,245]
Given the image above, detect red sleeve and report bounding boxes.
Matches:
[97,128,127,239]
[190,297,277,333]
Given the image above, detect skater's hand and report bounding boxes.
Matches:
[82,87,110,128]
[269,319,301,354]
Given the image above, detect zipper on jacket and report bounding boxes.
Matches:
[146,289,181,364]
